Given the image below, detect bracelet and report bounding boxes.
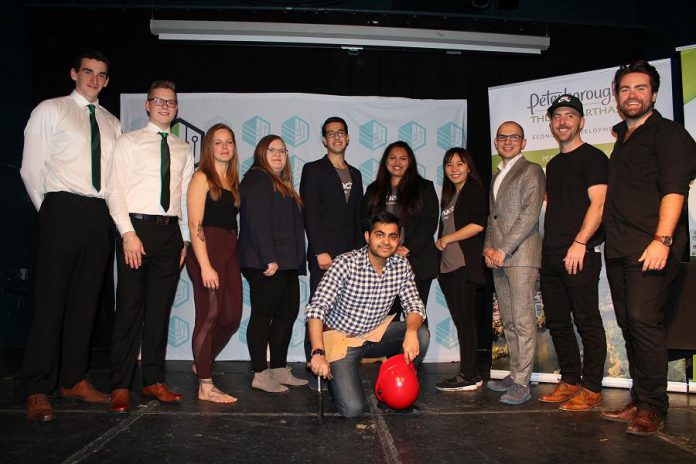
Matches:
[311,348,326,357]
[574,239,587,246]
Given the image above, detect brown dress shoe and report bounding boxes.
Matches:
[626,409,664,436]
[60,379,110,404]
[600,402,638,423]
[108,389,131,414]
[538,381,581,403]
[142,383,183,402]
[559,387,602,411]
[26,394,54,422]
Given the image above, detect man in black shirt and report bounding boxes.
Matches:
[538,94,608,412]
[601,60,696,435]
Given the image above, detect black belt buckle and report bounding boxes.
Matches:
[157,216,172,225]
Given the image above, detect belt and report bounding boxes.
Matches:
[129,213,178,225]
[322,323,355,338]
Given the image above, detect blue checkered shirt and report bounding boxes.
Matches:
[305,246,425,336]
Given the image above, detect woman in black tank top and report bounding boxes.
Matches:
[185,123,243,403]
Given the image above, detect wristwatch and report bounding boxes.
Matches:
[311,348,326,357]
[654,235,673,247]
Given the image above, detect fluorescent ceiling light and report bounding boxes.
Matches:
[151,19,549,55]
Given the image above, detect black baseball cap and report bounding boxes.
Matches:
[547,94,584,117]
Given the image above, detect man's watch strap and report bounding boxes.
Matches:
[654,235,673,247]
[311,348,326,357]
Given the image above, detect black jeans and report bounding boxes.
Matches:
[438,266,480,379]
[605,251,680,417]
[244,269,300,373]
[540,251,606,392]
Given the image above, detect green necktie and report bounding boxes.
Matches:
[87,104,101,191]
[159,132,171,212]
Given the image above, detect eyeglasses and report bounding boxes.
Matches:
[325,130,347,139]
[267,147,289,155]
[147,97,178,108]
[496,134,522,142]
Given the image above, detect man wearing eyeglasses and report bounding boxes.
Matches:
[105,80,194,413]
[601,60,696,435]
[299,117,364,368]
[483,121,545,405]
[20,50,121,422]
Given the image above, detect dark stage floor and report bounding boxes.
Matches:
[1,358,695,464]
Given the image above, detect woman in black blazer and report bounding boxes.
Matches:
[238,134,307,393]
[362,141,439,315]
[434,148,487,392]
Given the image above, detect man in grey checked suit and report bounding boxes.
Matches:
[483,121,545,405]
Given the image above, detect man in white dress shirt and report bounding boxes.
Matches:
[105,80,194,413]
[20,50,122,421]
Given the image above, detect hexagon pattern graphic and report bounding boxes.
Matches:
[281,116,310,147]
[435,317,459,349]
[417,162,427,178]
[435,285,447,307]
[238,317,250,346]
[359,120,387,151]
[437,122,464,150]
[398,122,426,150]
[436,165,444,186]
[289,155,306,188]
[168,316,190,348]
[241,157,255,176]
[173,279,190,308]
[289,318,305,348]
[359,158,380,188]
[242,116,271,147]
[242,278,251,307]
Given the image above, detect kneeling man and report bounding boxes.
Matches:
[306,212,430,417]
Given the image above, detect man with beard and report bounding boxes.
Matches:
[305,212,429,417]
[538,94,608,411]
[601,60,696,435]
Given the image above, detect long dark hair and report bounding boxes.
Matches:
[366,141,423,220]
[440,148,482,208]
[198,123,240,206]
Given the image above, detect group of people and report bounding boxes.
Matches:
[19,50,696,438]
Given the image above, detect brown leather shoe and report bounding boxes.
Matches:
[600,402,638,423]
[626,409,664,436]
[108,389,131,414]
[60,379,110,404]
[142,383,183,402]
[26,394,54,422]
[559,387,602,411]
[538,381,581,403]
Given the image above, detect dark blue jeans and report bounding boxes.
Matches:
[328,321,430,418]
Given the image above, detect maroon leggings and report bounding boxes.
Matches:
[185,227,243,379]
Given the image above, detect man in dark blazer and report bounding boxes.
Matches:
[300,117,364,295]
[483,121,545,405]
[300,116,364,367]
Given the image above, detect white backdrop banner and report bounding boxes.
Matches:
[120,92,467,362]
[486,60,688,383]
[679,46,696,258]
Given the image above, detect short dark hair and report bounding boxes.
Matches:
[613,59,660,95]
[322,116,348,136]
[72,50,111,75]
[367,212,400,232]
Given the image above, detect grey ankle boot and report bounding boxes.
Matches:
[270,367,309,386]
[252,369,289,393]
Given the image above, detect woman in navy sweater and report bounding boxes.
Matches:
[238,134,307,393]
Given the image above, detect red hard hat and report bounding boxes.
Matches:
[374,354,419,410]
